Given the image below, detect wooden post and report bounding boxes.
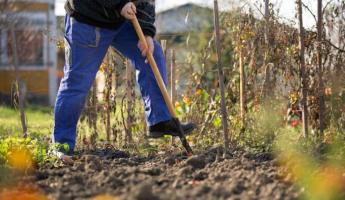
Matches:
[90,81,98,145]
[126,59,133,144]
[264,0,270,45]
[297,0,309,138]
[317,0,325,137]
[170,49,176,104]
[239,45,245,128]
[170,49,177,146]
[105,52,112,142]
[213,0,230,153]
[261,0,270,98]
[112,52,118,144]
[10,27,27,138]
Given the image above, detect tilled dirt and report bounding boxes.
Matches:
[31,147,300,200]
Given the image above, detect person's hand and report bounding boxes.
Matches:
[138,36,154,61]
[121,2,136,20]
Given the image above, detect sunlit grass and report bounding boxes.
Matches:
[0,106,53,138]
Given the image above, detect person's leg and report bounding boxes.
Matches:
[111,22,171,126]
[53,15,114,151]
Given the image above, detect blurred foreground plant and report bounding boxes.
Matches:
[275,127,345,200]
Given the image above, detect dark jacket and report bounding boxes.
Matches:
[65,0,156,37]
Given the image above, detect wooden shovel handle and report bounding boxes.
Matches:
[131,17,177,118]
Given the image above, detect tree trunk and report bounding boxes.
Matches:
[261,0,270,98]
[297,0,309,138]
[10,27,27,138]
[339,15,342,49]
[317,0,325,137]
[264,0,270,45]
[213,0,231,153]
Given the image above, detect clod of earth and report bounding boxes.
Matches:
[130,182,160,200]
[185,155,207,169]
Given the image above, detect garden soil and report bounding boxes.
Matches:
[17,146,300,200]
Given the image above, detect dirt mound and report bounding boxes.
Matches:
[31,147,299,200]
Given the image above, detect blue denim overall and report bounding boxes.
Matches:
[53,15,171,150]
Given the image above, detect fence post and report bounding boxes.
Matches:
[170,49,177,146]
[90,81,98,145]
[105,51,113,142]
[126,59,133,144]
[213,0,230,154]
[170,49,176,103]
[239,43,245,129]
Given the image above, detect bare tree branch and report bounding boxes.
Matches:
[252,2,265,18]
[323,0,334,14]
[324,39,345,53]
[302,2,317,22]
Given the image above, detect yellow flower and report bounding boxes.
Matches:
[325,87,332,96]
[56,40,64,49]
[8,149,33,171]
[289,92,299,104]
[323,130,332,144]
[195,89,203,96]
[308,96,316,104]
[183,96,192,105]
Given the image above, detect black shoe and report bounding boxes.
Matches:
[148,119,196,138]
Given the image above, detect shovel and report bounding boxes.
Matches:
[131,16,193,155]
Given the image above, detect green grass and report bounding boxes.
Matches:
[0,106,53,138]
[0,106,55,168]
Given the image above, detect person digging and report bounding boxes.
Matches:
[52,0,196,163]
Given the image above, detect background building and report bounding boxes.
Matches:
[156,3,213,40]
[0,0,58,106]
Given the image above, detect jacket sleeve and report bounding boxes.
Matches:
[135,1,156,37]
